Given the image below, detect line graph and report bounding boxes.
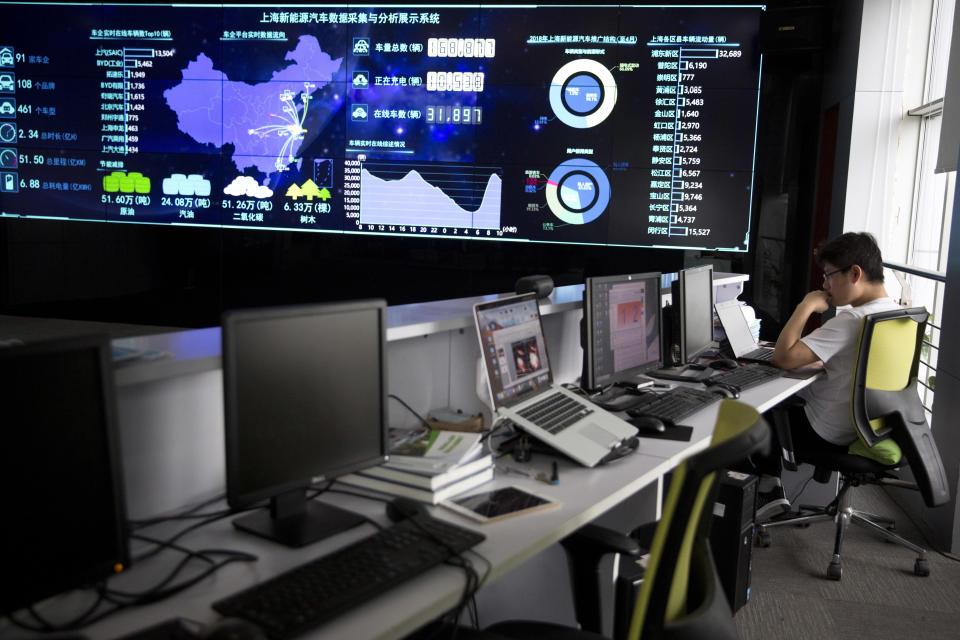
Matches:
[359,162,502,229]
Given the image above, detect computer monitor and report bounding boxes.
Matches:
[222,299,389,548]
[1,336,130,616]
[581,272,662,391]
[649,265,715,381]
[677,264,715,365]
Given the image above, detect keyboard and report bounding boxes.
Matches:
[517,391,594,434]
[625,386,720,423]
[212,514,485,639]
[706,362,781,390]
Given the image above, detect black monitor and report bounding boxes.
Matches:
[649,264,715,381]
[677,264,715,364]
[1,336,129,616]
[582,272,662,391]
[222,299,388,548]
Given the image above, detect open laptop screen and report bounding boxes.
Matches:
[475,294,553,409]
[715,299,757,357]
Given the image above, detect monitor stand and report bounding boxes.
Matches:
[648,364,713,383]
[614,374,657,390]
[232,488,365,548]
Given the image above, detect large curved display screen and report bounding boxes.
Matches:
[0,3,763,251]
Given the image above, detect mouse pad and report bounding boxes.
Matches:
[630,422,694,442]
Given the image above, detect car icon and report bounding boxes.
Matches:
[0,102,13,115]
[0,49,13,67]
[353,39,369,55]
[352,106,367,119]
[0,75,13,92]
[353,74,368,88]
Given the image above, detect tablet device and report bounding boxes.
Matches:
[442,485,559,523]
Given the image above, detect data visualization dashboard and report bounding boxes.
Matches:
[0,3,764,251]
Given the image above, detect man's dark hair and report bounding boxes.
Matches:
[816,232,884,282]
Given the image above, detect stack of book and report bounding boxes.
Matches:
[339,430,494,504]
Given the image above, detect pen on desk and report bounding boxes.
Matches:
[550,461,559,485]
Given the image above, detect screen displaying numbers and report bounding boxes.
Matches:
[0,3,764,251]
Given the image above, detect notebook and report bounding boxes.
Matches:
[474,294,638,467]
[715,299,775,363]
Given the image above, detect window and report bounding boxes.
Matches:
[888,0,956,420]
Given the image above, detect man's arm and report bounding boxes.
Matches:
[770,291,828,370]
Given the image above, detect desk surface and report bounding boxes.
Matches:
[0,370,818,640]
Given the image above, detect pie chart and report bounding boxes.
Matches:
[545,159,610,224]
[549,59,617,128]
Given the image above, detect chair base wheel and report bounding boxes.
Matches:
[915,558,930,577]
[827,561,842,581]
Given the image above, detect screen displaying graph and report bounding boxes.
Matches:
[0,2,764,251]
[357,163,501,233]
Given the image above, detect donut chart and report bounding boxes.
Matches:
[545,159,610,225]
[549,59,617,128]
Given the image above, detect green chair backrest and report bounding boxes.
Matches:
[848,308,928,465]
[628,400,769,640]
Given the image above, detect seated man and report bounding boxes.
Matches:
[755,231,900,519]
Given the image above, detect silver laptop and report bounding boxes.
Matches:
[474,293,637,467]
[715,299,775,363]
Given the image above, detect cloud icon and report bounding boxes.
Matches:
[224,175,274,199]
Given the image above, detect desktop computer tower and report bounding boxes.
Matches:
[709,470,757,612]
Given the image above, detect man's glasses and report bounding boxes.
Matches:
[822,266,850,282]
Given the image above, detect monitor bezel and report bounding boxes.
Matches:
[678,264,715,364]
[221,299,389,509]
[0,334,130,615]
[582,271,663,391]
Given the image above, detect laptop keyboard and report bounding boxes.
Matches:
[625,387,720,423]
[517,391,594,434]
[743,347,775,361]
[707,363,781,389]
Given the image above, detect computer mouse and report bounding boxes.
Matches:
[385,496,429,522]
[708,358,739,371]
[628,414,667,434]
[707,382,741,399]
[201,618,267,640]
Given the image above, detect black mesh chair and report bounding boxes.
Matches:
[757,307,949,580]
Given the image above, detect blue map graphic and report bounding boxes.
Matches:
[164,36,343,182]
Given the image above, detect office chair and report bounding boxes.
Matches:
[757,307,950,580]
[463,399,770,640]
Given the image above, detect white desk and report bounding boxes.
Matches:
[1,372,818,640]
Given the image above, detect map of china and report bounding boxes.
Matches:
[164,36,342,181]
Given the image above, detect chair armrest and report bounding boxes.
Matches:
[562,523,642,558]
[559,523,643,634]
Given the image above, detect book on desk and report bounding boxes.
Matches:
[361,453,495,490]
[339,462,494,504]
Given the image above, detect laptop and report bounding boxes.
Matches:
[474,293,638,467]
[715,299,775,363]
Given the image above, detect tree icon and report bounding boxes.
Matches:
[318,187,331,201]
[300,179,321,200]
[285,183,304,199]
